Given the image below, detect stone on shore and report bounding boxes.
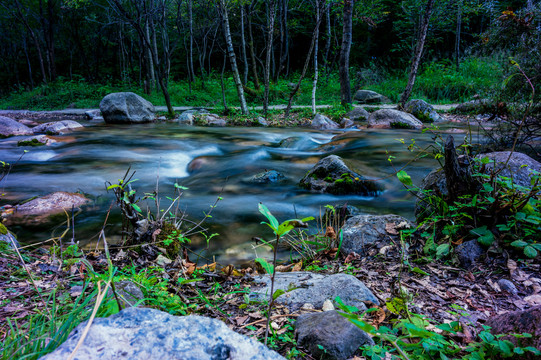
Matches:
[100,92,155,124]
[368,109,423,129]
[353,90,390,104]
[345,107,370,121]
[404,99,444,123]
[0,116,33,137]
[310,114,339,130]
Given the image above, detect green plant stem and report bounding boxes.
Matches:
[264,233,280,346]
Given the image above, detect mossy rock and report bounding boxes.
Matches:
[156,223,185,258]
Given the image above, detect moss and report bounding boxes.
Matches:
[324,176,333,182]
[157,223,184,258]
[390,121,412,129]
[0,223,8,235]
[415,111,432,123]
[18,138,46,147]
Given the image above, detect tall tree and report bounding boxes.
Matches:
[220,0,248,114]
[399,0,436,108]
[263,0,277,116]
[339,0,354,105]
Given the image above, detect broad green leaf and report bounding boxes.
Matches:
[272,289,285,300]
[510,240,528,248]
[397,170,413,186]
[524,245,538,258]
[258,203,279,231]
[436,243,450,258]
[106,184,121,190]
[131,203,142,213]
[254,258,274,274]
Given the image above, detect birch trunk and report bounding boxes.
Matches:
[240,5,249,85]
[264,0,277,116]
[312,0,320,115]
[455,0,463,71]
[339,0,353,105]
[221,0,248,114]
[247,5,260,90]
[399,0,436,108]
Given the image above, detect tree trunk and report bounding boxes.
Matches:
[264,0,277,116]
[221,0,248,114]
[220,51,228,111]
[188,0,195,83]
[285,10,324,117]
[444,135,479,203]
[455,0,463,71]
[23,37,34,89]
[339,0,353,105]
[145,19,156,93]
[312,0,320,115]
[247,5,260,90]
[240,5,249,85]
[323,3,331,75]
[399,0,436,108]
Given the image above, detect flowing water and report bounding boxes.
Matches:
[0,119,471,263]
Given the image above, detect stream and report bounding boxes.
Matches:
[0,119,472,263]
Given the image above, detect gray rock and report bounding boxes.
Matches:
[0,231,19,249]
[0,116,33,137]
[341,214,413,256]
[311,114,339,130]
[299,155,382,196]
[498,279,518,296]
[340,118,354,128]
[353,90,390,104]
[322,204,362,228]
[475,151,541,189]
[404,99,444,123]
[115,280,145,307]
[250,170,285,184]
[257,117,268,126]
[41,307,284,360]
[18,119,39,127]
[345,107,370,121]
[414,169,447,221]
[295,310,374,360]
[199,113,226,127]
[100,92,155,124]
[455,240,484,269]
[4,192,89,227]
[85,110,102,120]
[251,272,378,312]
[32,120,84,135]
[17,135,56,147]
[368,109,423,129]
[455,99,492,114]
[178,110,195,125]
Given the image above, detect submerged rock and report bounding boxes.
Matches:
[32,120,84,135]
[404,99,444,123]
[4,192,89,227]
[299,155,382,196]
[100,92,155,124]
[17,135,56,147]
[368,109,423,129]
[311,114,339,130]
[250,170,285,184]
[353,90,390,104]
[41,307,285,360]
[296,310,374,360]
[251,272,378,312]
[341,214,413,256]
[0,116,33,137]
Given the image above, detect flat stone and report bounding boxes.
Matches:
[41,307,285,360]
[251,272,378,312]
[295,310,374,360]
[368,109,423,129]
[341,214,413,256]
[32,120,84,135]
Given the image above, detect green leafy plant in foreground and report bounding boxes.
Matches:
[336,297,541,360]
[257,203,313,345]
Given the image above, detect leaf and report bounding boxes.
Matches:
[397,170,413,186]
[292,260,303,272]
[106,184,121,190]
[436,243,450,258]
[272,289,285,300]
[258,203,279,231]
[254,258,274,275]
[131,203,142,213]
[524,245,538,258]
[511,240,528,248]
[412,267,429,276]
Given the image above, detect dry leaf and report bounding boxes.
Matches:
[235,315,249,326]
[325,226,336,239]
[292,260,303,272]
[221,265,243,277]
[275,264,293,272]
[198,262,216,272]
[385,222,398,235]
[524,295,541,306]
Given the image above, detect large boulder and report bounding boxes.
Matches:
[3,192,89,227]
[345,107,370,122]
[251,272,378,312]
[341,214,413,256]
[295,310,374,360]
[41,307,284,360]
[0,116,33,137]
[353,90,390,104]
[32,120,83,135]
[485,306,541,359]
[404,99,444,123]
[310,114,339,130]
[368,109,423,129]
[299,155,382,196]
[100,92,155,124]
[476,151,541,189]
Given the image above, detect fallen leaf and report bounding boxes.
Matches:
[385,222,398,235]
[275,264,293,272]
[235,315,249,326]
[292,260,302,272]
[325,226,336,239]
[524,295,541,306]
[221,265,243,277]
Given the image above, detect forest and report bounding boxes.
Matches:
[1,1,541,360]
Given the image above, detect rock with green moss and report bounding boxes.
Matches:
[299,155,382,196]
[368,109,423,129]
[0,223,20,249]
[404,99,444,123]
[17,135,56,147]
[0,116,33,137]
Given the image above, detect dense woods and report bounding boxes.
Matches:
[0,0,538,106]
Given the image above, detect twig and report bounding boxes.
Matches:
[241,313,301,329]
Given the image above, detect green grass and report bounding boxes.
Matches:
[0,57,503,110]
